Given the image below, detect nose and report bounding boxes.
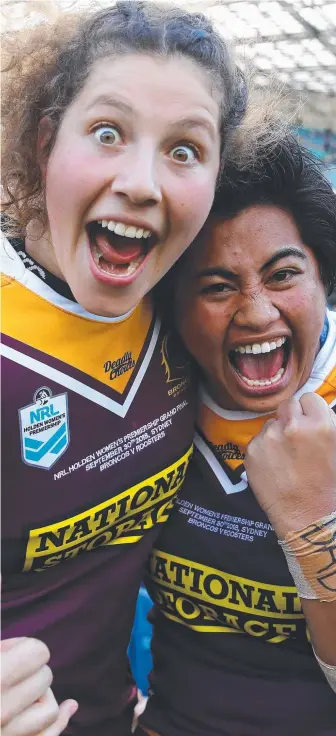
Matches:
[110,143,162,206]
[234,291,280,332]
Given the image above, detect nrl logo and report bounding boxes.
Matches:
[18,387,70,470]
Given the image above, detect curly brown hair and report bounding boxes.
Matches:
[1,0,247,236]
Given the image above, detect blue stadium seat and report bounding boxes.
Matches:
[296,127,336,188]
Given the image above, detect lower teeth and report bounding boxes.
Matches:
[236,367,285,387]
[92,244,144,276]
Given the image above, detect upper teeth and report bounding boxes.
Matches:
[234,336,286,354]
[98,220,151,239]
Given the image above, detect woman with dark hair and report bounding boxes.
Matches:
[137,135,336,736]
[0,2,247,734]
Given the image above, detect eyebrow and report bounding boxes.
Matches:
[85,96,216,137]
[197,247,308,280]
[85,95,134,115]
[197,266,239,280]
[171,116,217,140]
[260,246,307,271]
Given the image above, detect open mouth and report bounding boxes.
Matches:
[86,219,157,283]
[229,336,291,392]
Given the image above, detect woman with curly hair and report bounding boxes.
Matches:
[1,2,247,734]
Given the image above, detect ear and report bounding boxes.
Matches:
[37,117,54,180]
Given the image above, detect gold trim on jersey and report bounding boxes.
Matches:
[2,277,153,394]
[198,365,336,473]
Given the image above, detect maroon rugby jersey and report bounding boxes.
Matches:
[1,237,195,736]
[140,311,336,736]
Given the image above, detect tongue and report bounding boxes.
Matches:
[95,232,143,264]
[235,346,285,380]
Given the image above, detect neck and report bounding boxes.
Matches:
[203,377,240,412]
[25,222,65,281]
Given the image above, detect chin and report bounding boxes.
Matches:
[234,385,297,414]
[71,281,141,318]
[237,395,284,414]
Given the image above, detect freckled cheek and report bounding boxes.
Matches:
[282,286,324,326]
[280,287,325,359]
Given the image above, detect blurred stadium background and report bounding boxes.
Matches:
[2,0,336,692]
[3,0,336,186]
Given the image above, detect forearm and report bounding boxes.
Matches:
[275,510,336,670]
[244,394,336,691]
[301,599,336,665]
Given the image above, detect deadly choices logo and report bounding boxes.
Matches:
[19,387,70,470]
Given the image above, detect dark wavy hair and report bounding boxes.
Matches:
[1,0,247,235]
[213,134,336,295]
[155,129,336,321]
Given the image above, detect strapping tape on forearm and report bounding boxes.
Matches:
[278,511,336,602]
[313,649,336,694]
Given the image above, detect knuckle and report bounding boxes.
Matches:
[42,664,53,689]
[48,699,60,723]
[29,638,50,664]
[316,422,330,439]
[265,424,278,441]
[246,439,257,457]
[1,669,11,690]
[283,421,298,439]
[1,702,12,727]
[1,666,17,693]
[39,691,60,730]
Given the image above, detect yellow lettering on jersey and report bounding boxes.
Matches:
[149,549,305,643]
[150,549,303,619]
[23,447,193,572]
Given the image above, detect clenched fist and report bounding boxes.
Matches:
[1,637,78,736]
[245,393,336,539]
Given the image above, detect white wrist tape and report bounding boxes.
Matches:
[313,650,336,694]
[278,511,336,602]
[278,544,318,599]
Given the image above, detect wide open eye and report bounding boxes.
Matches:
[93,124,122,146]
[169,144,199,163]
